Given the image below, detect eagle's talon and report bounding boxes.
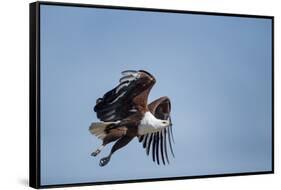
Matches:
[99,156,110,167]
[91,149,100,157]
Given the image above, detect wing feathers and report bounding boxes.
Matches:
[138,96,174,165]
[146,133,153,156]
[163,129,170,164]
[94,70,156,122]
[152,133,157,162]
[139,135,144,142]
[109,91,126,104]
[143,134,148,148]
[119,74,138,84]
[155,132,160,165]
[160,130,165,165]
[139,127,174,165]
[145,134,151,152]
[167,125,175,158]
[115,81,129,94]
[121,70,138,76]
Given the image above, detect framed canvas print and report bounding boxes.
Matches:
[29,1,274,189]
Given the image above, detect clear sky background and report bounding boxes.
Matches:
[40,5,272,186]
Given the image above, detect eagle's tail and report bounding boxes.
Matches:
[89,122,116,140]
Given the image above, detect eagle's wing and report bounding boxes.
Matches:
[139,97,175,165]
[94,70,156,122]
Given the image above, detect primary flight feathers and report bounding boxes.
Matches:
[89,70,174,166]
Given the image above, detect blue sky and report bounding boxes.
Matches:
[40,5,272,186]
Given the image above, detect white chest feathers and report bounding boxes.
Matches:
[138,112,168,135]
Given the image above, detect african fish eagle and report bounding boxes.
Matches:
[89,70,174,166]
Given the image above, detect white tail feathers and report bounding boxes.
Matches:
[89,122,114,140]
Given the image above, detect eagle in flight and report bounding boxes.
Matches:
[89,70,174,167]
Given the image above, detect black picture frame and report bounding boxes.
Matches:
[29,1,274,189]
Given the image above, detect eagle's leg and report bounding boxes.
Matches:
[92,128,127,157]
[99,135,134,167]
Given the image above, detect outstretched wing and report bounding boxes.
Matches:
[139,96,175,165]
[94,70,156,122]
